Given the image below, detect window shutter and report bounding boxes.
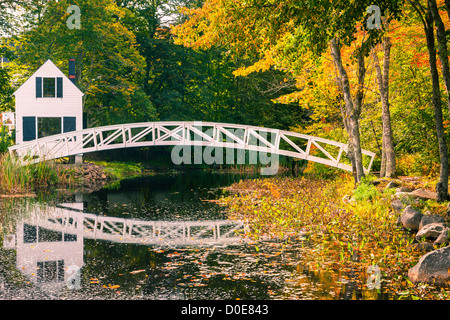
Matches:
[63,117,76,133]
[23,116,36,141]
[36,77,42,98]
[56,77,63,98]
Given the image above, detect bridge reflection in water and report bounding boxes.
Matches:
[4,199,246,294]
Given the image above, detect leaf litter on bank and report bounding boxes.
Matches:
[219,175,450,299]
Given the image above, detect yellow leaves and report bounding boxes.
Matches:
[103,284,120,290]
[232,55,275,77]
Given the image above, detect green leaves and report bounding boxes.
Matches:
[14,0,151,125]
[0,67,13,112]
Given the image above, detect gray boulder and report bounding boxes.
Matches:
[408,246,450,284]
[434,228,449,245]
[410,242,435,253]
[419,215,445,230]
[394,191,411,200]
[415,222,446,241]
[396,186,413,193]
[385,181,399,189]
[391,200,405,213]
[445,204,450,222]
[401,206,423,230]
[409,188,436,200]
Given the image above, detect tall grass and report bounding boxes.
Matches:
[0,153,70,194]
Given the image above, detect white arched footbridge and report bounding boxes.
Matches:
[9,121,376,173]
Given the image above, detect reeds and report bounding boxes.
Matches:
[0,152,69,194]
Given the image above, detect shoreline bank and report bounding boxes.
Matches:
[219,174,450,299]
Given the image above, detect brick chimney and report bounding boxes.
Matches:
[69,58,76,85]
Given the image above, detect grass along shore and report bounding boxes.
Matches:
[0,153,153,196]
[219,174,450,299]
[0,153,74,195]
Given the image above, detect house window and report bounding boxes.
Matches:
[43,78,56,97]
[38,117,61,138]
[37,260,65,283]
[36,77,63,98]
[23,224,37,243]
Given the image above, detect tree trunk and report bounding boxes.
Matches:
[372,37,396,178]
[424,8,449,202]
[380,138,386,177]
[338,97,358,185]
[429,0,450,114]
[330,37,365,183]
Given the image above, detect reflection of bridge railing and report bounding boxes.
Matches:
[34,205,246,247]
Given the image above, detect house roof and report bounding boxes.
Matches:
[13,59,84,96]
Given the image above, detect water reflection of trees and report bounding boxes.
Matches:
[82,240,295,300]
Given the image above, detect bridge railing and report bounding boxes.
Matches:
[9,121,376,173]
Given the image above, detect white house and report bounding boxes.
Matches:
[13,59,83,145]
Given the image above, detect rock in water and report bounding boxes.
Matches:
[408,247,450,284]
[401,206,423,231]
[415,223,446,241]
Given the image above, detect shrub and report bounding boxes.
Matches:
[351,181,379,202]
[0,126,14,153]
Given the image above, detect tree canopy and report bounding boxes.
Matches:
[2,0,450,199]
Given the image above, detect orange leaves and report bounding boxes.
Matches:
[103,284,120,290]
[172,0,235,50]
[90,278,99,284]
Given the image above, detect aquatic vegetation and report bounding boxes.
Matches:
[220,174,450,299]
[0,153,73,194]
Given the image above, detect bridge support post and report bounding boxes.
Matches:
[75,154,83,165]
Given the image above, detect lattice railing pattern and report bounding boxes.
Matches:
[9,121,376,173]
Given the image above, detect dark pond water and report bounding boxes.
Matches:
[0,171,385,300]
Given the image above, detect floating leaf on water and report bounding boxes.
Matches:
[130,269,146,274]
